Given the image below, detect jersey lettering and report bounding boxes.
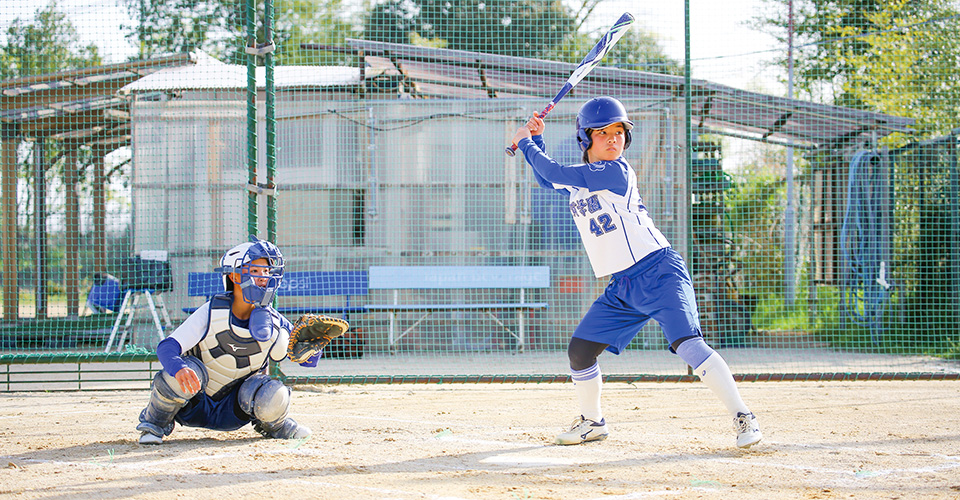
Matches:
[586,195,602,213]
[571,196,604,218]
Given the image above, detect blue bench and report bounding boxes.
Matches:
[185,271,368,318]
[366,266,549,352]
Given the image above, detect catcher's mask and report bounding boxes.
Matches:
[576,96,634,160]
[218,236,284,308]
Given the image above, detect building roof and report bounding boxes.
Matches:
[345,39,915,150]
[3,42,914,152]
[119,51,360,92]
[0,53,193,146]
[1,50,359,148]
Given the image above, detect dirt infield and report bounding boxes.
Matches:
[1,380,958,500]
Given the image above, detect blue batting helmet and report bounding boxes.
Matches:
[576,96,634,153]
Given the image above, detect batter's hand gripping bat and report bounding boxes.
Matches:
[505,12,635,157]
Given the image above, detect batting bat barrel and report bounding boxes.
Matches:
[504,12,634,157]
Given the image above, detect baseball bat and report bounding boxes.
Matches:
[505,12,635,157]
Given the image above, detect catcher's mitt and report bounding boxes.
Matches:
[287,314,350,363]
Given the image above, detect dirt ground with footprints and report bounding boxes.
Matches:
[1,380,958,500]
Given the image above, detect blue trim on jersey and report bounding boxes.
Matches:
[617,190,639,260]
[517,137,630,196]
[573,248,703,354]
[611,205,637,262]
[647,227,665,247]
[584,160,630,196]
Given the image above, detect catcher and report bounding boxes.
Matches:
[136,236,348,445]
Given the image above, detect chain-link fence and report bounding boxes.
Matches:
[1,0,958,387]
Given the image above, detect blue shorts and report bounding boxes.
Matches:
[175,384,251,432]
[573,248,703,355]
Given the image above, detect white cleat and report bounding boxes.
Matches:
[139,431,163,445]
[555,416,608,445]
[734,412,762,448]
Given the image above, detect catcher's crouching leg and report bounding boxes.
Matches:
[137,356,207,445]
[238,374,311,440]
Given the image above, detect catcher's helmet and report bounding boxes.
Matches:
[576,96,634,153]
[218,236,284,307]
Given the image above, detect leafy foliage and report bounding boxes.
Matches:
[361,0,681,74]
[752,0,960,139]
[118,0,357,65]
[545,27,683,76]
[834,0,960,139]
[271,0,358,66]
[362,0,575,58]
[725,171,786,297]
[118,0,236,59]
[0,1,101,79]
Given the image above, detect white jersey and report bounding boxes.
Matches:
[518,137,670,277]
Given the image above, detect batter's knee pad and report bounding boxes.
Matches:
[238,374,291,425]
[674,336,714,370]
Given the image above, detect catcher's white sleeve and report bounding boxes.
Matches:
[168,302,211,353]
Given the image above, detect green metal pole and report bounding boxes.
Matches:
[951,134,960,319]
[265,0,277,242]
[684,0,694,377]
[245,0,258,237]
[684,0,693,252]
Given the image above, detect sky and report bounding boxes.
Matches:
[1,0,137,61]
[590,0,785,93]
[1,0,787,95]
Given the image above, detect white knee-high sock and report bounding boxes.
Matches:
[571,363,603,422]
[694,352,750,416]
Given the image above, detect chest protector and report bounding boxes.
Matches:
[189,295,282,400]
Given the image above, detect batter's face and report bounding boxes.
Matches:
[587,123,627,162]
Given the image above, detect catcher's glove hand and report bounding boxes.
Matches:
[287,314,350,363]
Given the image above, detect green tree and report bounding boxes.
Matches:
[120,0,356,65]
[835,0,960,138]
[755,0,960,350]
[361,0,681,74]
[0,1,106,296]
[751,0,960,139]
[119,0,235,59]
[546,28,683,76]
[752,0,880,107]
[269,0,358,66]
[0,1,101,78]
[363,0,417,45]
[362,0,576,58]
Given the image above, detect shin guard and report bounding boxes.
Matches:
[239,374,311,439]
[137,357,206,438]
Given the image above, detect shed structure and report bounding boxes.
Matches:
[0,53,193,320]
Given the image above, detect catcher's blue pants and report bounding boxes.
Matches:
[573,247,703,355]
[175,384,251,432]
